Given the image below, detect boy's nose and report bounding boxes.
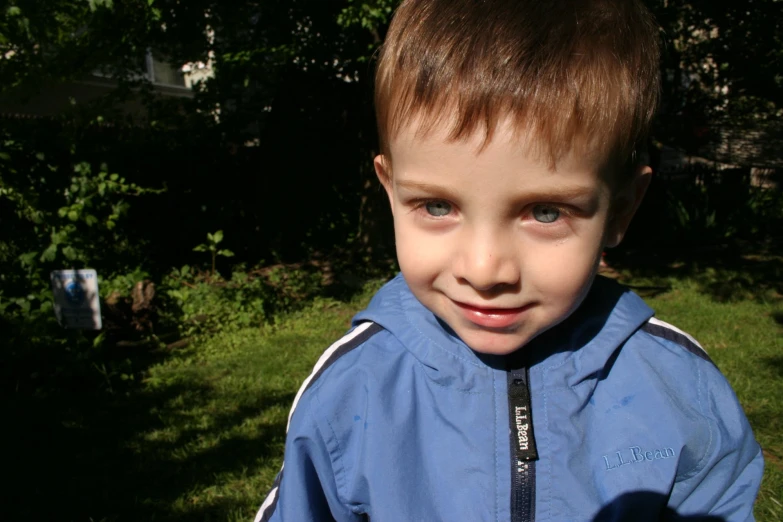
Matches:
[452,229,520,292]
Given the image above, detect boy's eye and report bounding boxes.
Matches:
[425,201,452,217]
[532,205,560,223]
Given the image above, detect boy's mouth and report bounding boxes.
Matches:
[452,300,533,329]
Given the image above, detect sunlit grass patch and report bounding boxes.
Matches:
[124,294,373,520]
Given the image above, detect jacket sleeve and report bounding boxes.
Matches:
[673,362,765,521]
[254,391,360,522]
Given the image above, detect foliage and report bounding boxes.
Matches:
[338,0,396,31]
[664,182,780,241]
[0,125,162,314]
[625,167,783,249]
[337,0,397,53]
[161,263,325,339]
[0,118,167,372]
[647,0,782,126]
[193,230,234,278]
[0,0,173,100]
[99,266,152,299]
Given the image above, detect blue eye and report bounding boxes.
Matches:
[425,201,452,217]
[532,205,560,223]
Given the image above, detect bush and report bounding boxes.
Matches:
[161,263,326,339]
[626,166,783,249]
[0,119,164,367]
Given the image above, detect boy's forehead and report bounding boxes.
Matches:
[388,116,606,175]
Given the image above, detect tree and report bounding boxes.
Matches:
[647,0,783,155]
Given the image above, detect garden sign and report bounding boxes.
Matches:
[50,269,102,330]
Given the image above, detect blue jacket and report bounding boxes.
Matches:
[255,274,763,521]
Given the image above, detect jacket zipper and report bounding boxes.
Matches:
[508,364,538,522]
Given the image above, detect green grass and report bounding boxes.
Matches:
[3,258,781,520]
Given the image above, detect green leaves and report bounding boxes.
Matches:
[56,163,161,236]
[1,125,166,328]
[40,243,58,263]
[337,0,396,31]
[209,230,223,244]
[62,245,78,261]
[193,230,234,277]
[87,0,114,12]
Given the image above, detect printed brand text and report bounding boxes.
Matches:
[603,446,676,470]
[515,406,529,451]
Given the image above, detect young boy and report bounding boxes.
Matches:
[255,0,764,520]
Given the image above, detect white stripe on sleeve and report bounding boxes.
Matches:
[255,322,375,522]
[286,321,374,432]
[647,317,707,354]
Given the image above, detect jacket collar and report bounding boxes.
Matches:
[353,274,654,390]
[526,275,654,386]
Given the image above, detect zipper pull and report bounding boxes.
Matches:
[508,368,539,461]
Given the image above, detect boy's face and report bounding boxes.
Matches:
[376,122,649,355]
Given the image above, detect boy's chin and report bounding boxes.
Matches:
[456,329,535,356]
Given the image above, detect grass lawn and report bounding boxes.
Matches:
[3,253,781,521]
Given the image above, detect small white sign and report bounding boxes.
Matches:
[50,269,102,330]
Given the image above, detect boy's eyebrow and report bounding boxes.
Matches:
[395,180,455,193]
[394,180,598,201]
[521,185,598,201]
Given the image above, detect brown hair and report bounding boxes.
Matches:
[375,0,660,173]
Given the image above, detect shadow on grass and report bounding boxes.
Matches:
[605,238,783,304]
[1,339,290,522]
[761,356,783,379]
[0,255,396,522]
[746,404,783,445]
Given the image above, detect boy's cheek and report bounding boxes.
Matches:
[524,239,598,279]
[394,229,448,274]
[542,255,599,300]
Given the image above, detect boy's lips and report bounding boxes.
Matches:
[452,300,533,329]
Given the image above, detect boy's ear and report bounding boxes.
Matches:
[604,165,652,248]
[374,154,394,208]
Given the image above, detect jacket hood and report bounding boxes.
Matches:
[353,274,654,387]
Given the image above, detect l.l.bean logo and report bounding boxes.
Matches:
[603,446,676,471]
